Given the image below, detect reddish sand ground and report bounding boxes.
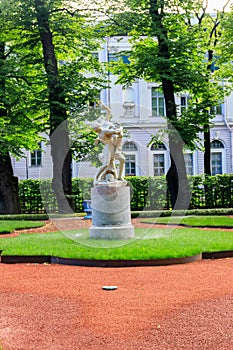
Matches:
[1,220,233,349]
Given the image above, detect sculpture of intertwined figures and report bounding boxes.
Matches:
[92,104,126,186]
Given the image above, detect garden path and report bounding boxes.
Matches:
[0,218,233,349]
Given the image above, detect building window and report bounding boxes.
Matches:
[211,153,222,175]
[211,140,224,175]
[125,155,136,176]
[108,53,118,62]
[123,142,138,151]
[184,153,193,175]
[108,53,129,63]
[211,140,224,149]
[210,104,223,115]
[31,142,42,167]
[150,143,166,151]
[150,142,167,176]
[152,88,165,117]
[180,96,188,113]
[123,142,138,176]
[153,154,165,175]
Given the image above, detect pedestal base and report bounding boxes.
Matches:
[89,185,134,240]
[89,224,134,240]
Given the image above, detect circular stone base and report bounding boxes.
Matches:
[89,225,134,240]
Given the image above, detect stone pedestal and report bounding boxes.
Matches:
[89,185,134,240]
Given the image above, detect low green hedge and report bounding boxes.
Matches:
[2,209,233,220]
[16,174,233,214]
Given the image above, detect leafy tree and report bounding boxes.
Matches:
[192,1,232,175]
[3,0,105,213]
[103,0,229,209]
[217,5,233,81]
[0,0,46,213]
[104,0,200,208]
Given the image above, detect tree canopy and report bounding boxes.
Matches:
[0,0,107,213]
[99,0,233,208]
[105,0,228,150]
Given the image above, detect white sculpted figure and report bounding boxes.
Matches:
[92,104,125,185]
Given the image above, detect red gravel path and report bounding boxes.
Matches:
[1,220,233,349]
[1,259,233,349]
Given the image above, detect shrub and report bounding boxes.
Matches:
[15,174,233,214]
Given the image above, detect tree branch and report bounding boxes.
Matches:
[222,0,231,12]
[50,7,109,17]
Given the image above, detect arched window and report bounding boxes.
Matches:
[211,140,225,175]
[211,140,224,149]
[122,142,138,176]
[123,142,138,151]
[150,143,167,151]
[150,143,167,176]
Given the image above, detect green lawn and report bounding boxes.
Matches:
[141,215,233,227]
[1,216,233,260]
[0,220,45,233]
[1,226,233,260]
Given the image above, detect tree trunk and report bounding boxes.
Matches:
[162,79,191,210]
[204,49,213,176]
[204,128,211,175]
[0,42,21,214]
[167,131,191,209]
[50,123,73,213]
[0,152,21,214]
[35,0,73,213]
[149,0,191,210]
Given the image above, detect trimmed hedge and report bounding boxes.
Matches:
[189,174,233,209]
[17,174,233,214]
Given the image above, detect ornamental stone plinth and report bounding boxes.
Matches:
[89,183,134,240]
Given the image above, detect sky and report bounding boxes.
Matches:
[207,0,233,12]
[73,0,233,15]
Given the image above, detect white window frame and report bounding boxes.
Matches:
[210,140,226,175]
[210,104,223,116]
[122,141,140,176]
[30,142,42,167]
[184,152,194,175]
[151,87,166,117]
[180,95,189,114]
[149,142,169,176]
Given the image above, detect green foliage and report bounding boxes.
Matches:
[69,106,104,163]
[15,174,233,214]
[19,179,56,214]
[0,214,49,220]
[217,10,233,83]
[0,1,47,157]
[0,0,107,160]
[105,0,231,150]
[189,174,233,209]
[127,176,168,210]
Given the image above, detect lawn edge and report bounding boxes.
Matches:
[1,251,233,267]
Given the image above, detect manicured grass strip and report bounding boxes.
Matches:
[141,215,233,227]
[1,227,233,260]
[0,220,45,233]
